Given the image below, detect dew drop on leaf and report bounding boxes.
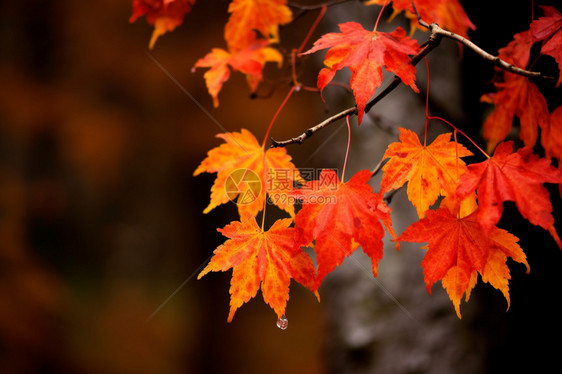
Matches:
[276,315,288,330]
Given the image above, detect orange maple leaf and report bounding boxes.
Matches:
[194,129,301,217]
[198,217,316,322]
[293,169,396,289]
[193,41,282,107]
[380,128,472,218]
[398,202,529,318]
[225,0,292,52]
[457,141,562,247]
[130,0,195,49]
[303,23,421,123]
[365,0,475,38]
[530,6,562,86]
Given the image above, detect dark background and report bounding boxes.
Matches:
[0,1,560,373]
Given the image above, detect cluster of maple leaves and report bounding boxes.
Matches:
[131,0,562,321]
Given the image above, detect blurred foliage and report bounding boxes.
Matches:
[0,0,324,373]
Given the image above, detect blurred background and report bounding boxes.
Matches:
[0,1,560,373]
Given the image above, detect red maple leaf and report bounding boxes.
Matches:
[398,204,529,317]
[293,169,396,289]
[481,74,549,153]
[398,207,488,303]
[497,30,535,68]
[530,6,562,86]
[130,0,195,49]
[542,106,562,161]
[198,217,316,322]
[303,23,420,124]
[481,30,549,152]
[456,142,562,246]
[365,0,475,39]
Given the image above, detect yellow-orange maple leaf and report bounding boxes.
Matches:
[193,41,282,107]
[225,0,292,52]
[194,129,301,217]
[197,217,316,322]
[381,128,472,217]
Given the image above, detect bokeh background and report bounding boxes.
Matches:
[0,1,561,373]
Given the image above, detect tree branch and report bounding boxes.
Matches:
[271,11,554,148]
[271,107,356,146]
[413,8,555,81]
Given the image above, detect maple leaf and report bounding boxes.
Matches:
[398,204,529,318]
[530,6,562,86]
[193,41,282,107]
[365,0,475,39]
[198,217,316,322]
[303,23,421,124]
[481,74,549,153]
[130,0,195,49]
[542,106,562,161]
[456,141,562,245]
[225,0,292,52]
[293,169,396,289]
[481,30,549,152]
[380,128,472,218]
[497,30,535,68]
[194,129,301,217]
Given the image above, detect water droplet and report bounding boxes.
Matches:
[276,315,288,330]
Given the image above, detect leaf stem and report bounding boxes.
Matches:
[341,115,352,182]
[262,86,296,147]
[427,115,490,159]
[423,57,429,147]
[297,5,327,54]
[292,5,328,87]
[373,0,389,32]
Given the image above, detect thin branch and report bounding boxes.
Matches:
[413,7,555,81]
[271,107,357,146]
[272,8,554,148]
[371,157,388,176]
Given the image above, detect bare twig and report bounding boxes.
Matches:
[371,157,388,176]
[271,107,357,146]
[412,5,555,81]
